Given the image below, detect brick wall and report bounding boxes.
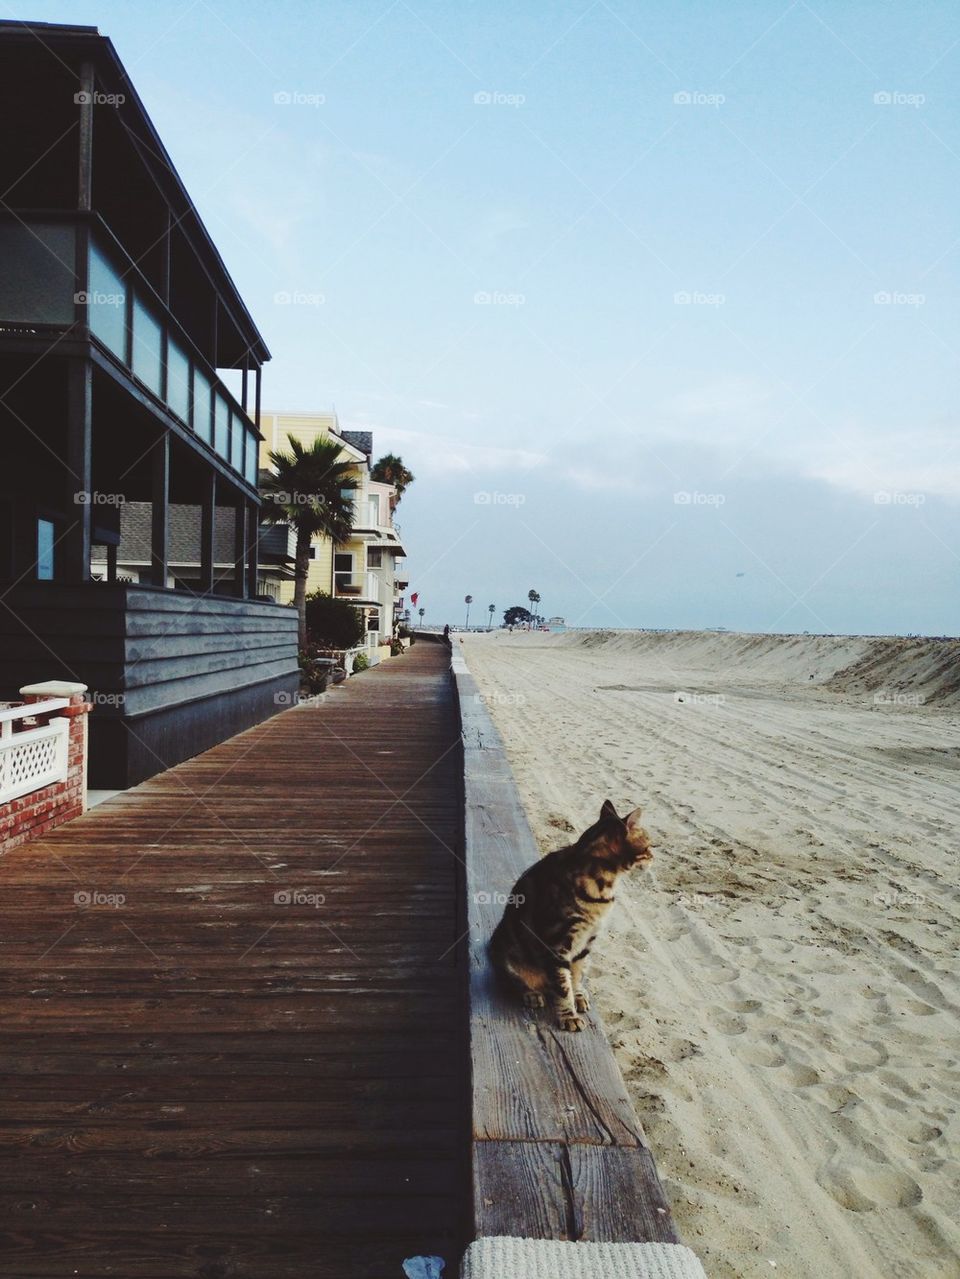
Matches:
[0,684,92,855]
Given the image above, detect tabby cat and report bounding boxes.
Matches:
[488,800,653,1031]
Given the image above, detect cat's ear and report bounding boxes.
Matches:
[600,799,620,823]
[624,806,644,831]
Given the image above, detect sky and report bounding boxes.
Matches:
[23,0,960,634]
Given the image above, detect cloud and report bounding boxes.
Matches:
[340,420,547,475]
[803,425,960,500]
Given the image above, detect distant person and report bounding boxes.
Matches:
[442,624,451,645]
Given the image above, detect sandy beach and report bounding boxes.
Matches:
[462,629,960,1279]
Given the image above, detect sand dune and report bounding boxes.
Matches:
[463,629,960,1279]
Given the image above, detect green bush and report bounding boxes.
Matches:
[304,591,365,649]
[390,637,404,656]
[352,651,370,673]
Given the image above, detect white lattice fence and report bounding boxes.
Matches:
[0,711,69,805]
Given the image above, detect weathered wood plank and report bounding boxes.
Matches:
[472,1141,679,1243]
[453,648,680,1245]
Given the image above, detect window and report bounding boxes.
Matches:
[87,243,127,359]
[192,367,212,443]
[367,612,380,633]
[37,519,55,580]
[308,546,316,560]
[231,414,245,475]
[334,552,352,590]
[214,395,230,459]
[368,495,380,526]
[244,428,259,485]
[166,339,191,425]
[132,292,164,395]
[367,547,383,569]
[0,221,75,324]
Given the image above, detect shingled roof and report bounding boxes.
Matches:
[339,430,373,458]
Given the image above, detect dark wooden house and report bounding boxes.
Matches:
[0,21,299,787]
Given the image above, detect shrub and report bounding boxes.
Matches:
[352,651,370,673]
[390,637,404,656]
[304,591,365,649]
[298,645,332,695]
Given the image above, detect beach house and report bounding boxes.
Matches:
[0,21,299,787]
[258,412,408,654]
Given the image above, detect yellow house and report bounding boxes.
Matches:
[258,412,407,646]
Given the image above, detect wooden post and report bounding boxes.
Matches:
[246,498,258,599]
[233,497,247,599]
[64,359,93,583]
[150,432,169,588]
[160,207,172,306]
[106,543,118,584]
[254,366,261,432]
[200,470,216,593]
[77,62,94,211]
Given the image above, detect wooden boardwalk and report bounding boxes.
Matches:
[0,640,467,1278]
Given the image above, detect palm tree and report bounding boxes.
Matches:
[417,606,425,628]
[370,453,415,504]
[527,588,541,627]
[260,434,357,648]
[464,595,473,629]
[488,603,495,630]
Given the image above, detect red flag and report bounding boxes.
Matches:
[410,592,419,606]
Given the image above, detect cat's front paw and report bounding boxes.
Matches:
[574,992,590,1013]
[522,991,546,1009]
[557,1012,586,1032]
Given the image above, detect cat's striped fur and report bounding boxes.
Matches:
[488,800,653,1031]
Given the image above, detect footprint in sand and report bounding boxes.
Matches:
[730,998,763,1014]
[708,1010,748,1036]
[781,1062,821,1087]
[812,1084,862,1115]
[737,1041,787,1068]
[816,1157,922,1212]
[701,963,740,984]
[844,1040,890,1072]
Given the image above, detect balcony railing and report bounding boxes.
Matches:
[334,571,381,602]
[0,211,260,492]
